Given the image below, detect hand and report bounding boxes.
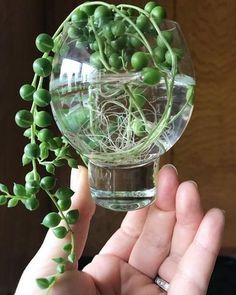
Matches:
[15,165,225,295]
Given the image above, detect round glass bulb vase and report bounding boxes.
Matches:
[50,18,195,211]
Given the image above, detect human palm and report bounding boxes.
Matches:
[16,165,224,295]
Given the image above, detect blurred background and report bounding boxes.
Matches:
[0,0,235,294]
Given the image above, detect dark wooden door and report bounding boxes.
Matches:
[0,1,48,293]
[0,0,235,293]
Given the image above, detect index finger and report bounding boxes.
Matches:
[100,164,179,266]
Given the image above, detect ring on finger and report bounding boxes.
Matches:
[154,275,170,293]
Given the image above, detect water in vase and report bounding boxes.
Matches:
[50,70,195,211]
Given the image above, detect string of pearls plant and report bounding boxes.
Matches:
[0,1,194,292]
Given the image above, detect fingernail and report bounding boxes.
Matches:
[70,167,82,191]
[163,164,178,175]
[188,180,198,188]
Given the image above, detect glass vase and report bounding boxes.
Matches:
[50,17,195,211]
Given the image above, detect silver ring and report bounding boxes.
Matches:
[154,275,170,292]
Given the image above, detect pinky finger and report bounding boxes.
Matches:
[168,208,225,295]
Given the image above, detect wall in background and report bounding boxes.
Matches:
[0,0,235,293]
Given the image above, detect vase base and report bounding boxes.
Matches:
[90,187,156,211]
[88,160,159,211]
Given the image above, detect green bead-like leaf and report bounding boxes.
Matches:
[15,110,33,128]
[103,23,114,40]
[52,226,68,239]
[57,199,71,211]
[66,209,79,225]
[46,164,55,175]
[67,159,78,168]
[108,53,122,70]
[90,52,103,70]
[55,187,74,200]
[40,176,57,191]
[39,142,49,161]
[23,128,32,138]
[66,150,73,158]
[34,111,52,128]
[142,67,161,85]
[151,5,166,25]
[129,35,143,48]
[111,21,126,37]
[94,5,112,25]
[8,198,19,208]
[37,128,54,142]
[136,14,149,30]
[63,243,72,253]
[110,36,126,50]
[19,84,36,101]
[36,33,54,53]
[24,143,40,159]
[42,212,61,228]
[0,183,9,194]
[68,253,76,263]
[71,9,88,25]
[68,26,81,39]
[132,118,146,137]
[144,1,157,13]
[131,52,149,71]
[53,137,63,148]
[153,46,166,64]
[165,48,184,65]
[80,4,96,16]
[53,159,64,167]
[13,183,26,196]
[56,146,70,158]
[48,139,59,150]
[57,264,65,274]
[22,154,32,166]
[25,180,40,194]
[156,31,173,48]
[33,88,51,108]
[25,171,41,182]
[0,196,7,205]
[24,197,39,211]
[33,58,52,78]
[36,278,50,289]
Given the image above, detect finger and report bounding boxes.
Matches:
[168,208,225,295]
[70,166,96,260]
[100,164,178,262]
[159,181,204,281]
[32,166,95,270]
[156,164,179,211]
[99,207,149,261]
[128,164,179,278]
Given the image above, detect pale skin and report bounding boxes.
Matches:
[15,164,225,295]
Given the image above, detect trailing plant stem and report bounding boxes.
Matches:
[46,190,76,257]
